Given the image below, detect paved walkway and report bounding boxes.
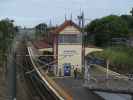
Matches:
[54,77,104,100]
[85,65,133,94]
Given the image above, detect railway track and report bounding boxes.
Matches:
[24,46,64,100]
[16,38,59,100]
[8,33,64,100]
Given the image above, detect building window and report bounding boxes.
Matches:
[58,35,81,44]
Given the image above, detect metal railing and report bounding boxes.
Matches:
[27,47,65,100]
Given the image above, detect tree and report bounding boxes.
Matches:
[0,18,17,71]
[121,15,133,34]
[85,15,129,46]
[35,23,48,38]
[130,8,133,16]
[0,19,17,51]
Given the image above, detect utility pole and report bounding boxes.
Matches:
[65,13,67,21]
[78,11,85,81]
[49,19,52,28]
[8,50,16,100]
[81,11,85,70]
[81,12,85,31]
[70,13,73,21]
[130,8,133,16]
[77,14,82,28]
[82,12,85,83]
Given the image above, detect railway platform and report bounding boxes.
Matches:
[53,77,104,100]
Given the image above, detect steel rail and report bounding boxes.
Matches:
[27,47,65,100]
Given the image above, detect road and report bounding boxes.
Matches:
[54,77,104,100]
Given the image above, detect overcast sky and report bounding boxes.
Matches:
[0,0,133,27]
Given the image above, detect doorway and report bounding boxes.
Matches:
[64,63,71,76]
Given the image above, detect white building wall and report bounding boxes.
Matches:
[57,45,82,76]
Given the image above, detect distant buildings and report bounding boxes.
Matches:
[18,27,35,34]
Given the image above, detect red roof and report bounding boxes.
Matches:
[33,39,52,49]
[53,20,80,34]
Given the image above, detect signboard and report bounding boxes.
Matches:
[63,50,78,56]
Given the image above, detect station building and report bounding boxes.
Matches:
[33,20,102,77]
[52,20,83,76]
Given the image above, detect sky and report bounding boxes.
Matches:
[0,0,133,28]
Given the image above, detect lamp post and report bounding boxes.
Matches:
[130,8,133,16]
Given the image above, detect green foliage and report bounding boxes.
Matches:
[0,18,17,65]
[94,32,111,46]
[86,15,128,34]
[35,23,48,38]
[92,46,133,73]
[85,15,129,46]
[121,15,133,34]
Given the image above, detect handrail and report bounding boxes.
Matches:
[27,47,65,100]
